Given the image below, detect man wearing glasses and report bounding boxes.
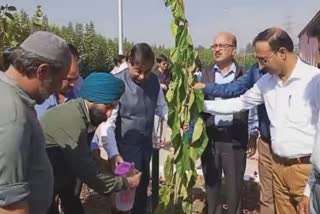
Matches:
[194,49,273,214]
[202,28,320,214]
[197,32,248,214]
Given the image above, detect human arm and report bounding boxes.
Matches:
[0,121,31,213]
[298,167,315,214]
[247,107,259,157]
[57,129,134,195]
[155,88,168,120]
[203,79,265,115]
[194,67,255,98]
[99,106,120,158]
[91,106,124,171]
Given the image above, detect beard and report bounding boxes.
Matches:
[89,106,108,127]
[37,77,53,104]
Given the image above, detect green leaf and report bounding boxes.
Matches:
[194,89,204,112]
[173,172,182,203]
[159,185,172,207]
[166,81,177,103]
[182,200,192,214]
[176,144,192,176]
[191,117,203,143]
[5,12,14,20]
[164,155,174,182]
[7,6,16,11]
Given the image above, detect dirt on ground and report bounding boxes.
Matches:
[81,175,260,214]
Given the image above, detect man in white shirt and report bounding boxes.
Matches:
[202,28,320,214]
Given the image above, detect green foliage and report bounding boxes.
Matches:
[0,4,173,76]
[235,54,257,69]
[156,0,208,213]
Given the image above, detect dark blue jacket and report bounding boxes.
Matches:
[203,64,271,141]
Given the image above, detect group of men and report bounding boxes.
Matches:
[193,28,320,214]
[0,31,142,214]
[1,26,320,214]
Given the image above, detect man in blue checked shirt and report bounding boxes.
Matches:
[35,43,83,213]
[35,44,81,118]
[194,63,273,214]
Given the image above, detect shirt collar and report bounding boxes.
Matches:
[118,62,128,73]
[213,62,236,76]
[273,57,304,86]
[287,57,304,80]
[0,72,36,107]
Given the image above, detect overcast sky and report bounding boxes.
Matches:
[6,0,320,48]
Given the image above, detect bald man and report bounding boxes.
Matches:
[199,32,248,214]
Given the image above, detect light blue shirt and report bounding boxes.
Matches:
[34,76,84,118]
[214,63,236,127]
[35,91,76,118]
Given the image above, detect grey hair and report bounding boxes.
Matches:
[9,48,65,76]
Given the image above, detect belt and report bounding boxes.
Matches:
[273,155,311,166]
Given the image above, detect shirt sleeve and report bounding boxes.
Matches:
[248,107,259,136]
[203,79,264,115]
[55,128,128,195]
[203,67,254,98]
[155,88,168,120]
[90,133,99,151]
[98,105,120,158]
[0,121,31,207]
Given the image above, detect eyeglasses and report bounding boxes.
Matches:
[256,51,278,65]
[210,44,234,50]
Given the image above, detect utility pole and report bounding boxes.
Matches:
[118,0,123,54]
[284,15,293,36]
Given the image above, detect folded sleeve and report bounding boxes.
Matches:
[0,121,31,207]
[54,128,128,195]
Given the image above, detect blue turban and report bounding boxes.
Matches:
[80,72,125,104]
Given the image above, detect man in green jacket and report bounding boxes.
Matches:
[40,72,141,214]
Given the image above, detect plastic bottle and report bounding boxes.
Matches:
[114,162,136,211]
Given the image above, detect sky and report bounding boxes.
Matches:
[5,0,320,48]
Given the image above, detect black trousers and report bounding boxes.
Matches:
[47,147,84,214]
[201,140,246,214]
[119,143,152,214]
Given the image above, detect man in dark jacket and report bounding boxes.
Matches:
[194,64,273,214]
[199,32,248,214]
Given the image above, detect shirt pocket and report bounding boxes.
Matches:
[287,95,312,124]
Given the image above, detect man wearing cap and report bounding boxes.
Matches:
[40,72,142,214]
[34,43,83,213]
[0,31,72,214]
[35,43,81,117]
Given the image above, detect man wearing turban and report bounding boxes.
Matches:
[40,72,142,214]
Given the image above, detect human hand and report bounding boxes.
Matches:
[193,82,205,89]
[126,171,142,189]
[247,135,258,158]
[298,195,310,214]
[110,155,124,172]
[160,84,168,91]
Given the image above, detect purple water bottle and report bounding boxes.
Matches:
[114,162,136,211]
